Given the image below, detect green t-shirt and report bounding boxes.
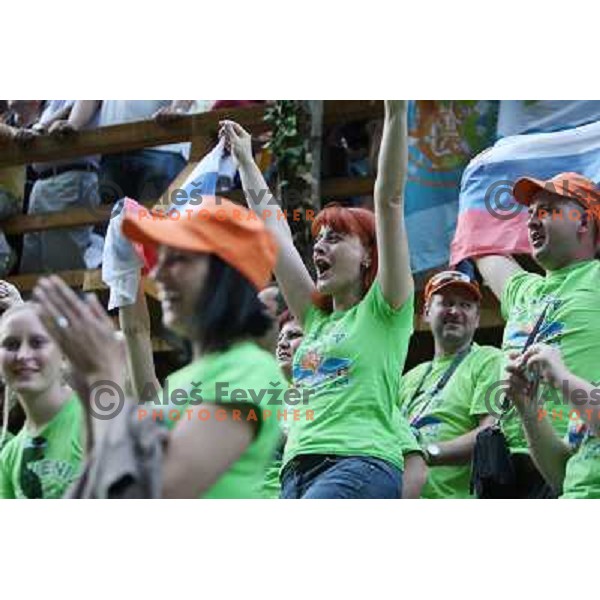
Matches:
[163,341,284,499]
[285,281,414,470]
[500,260,600,453]
[0,431,14,452]
[561,421,600,499]
[0,395,83,499]
[398,344,503,499]
[394,408,422,456]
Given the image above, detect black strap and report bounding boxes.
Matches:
[408,346,471,427]
[499,300,552,415]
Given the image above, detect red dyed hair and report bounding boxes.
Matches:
[311,203,378,313]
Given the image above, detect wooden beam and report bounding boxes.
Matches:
[6,269,105,292]
[0,104,267,169]
[0,101,381,169]
[321,176,375,199]
[0,176,377,234]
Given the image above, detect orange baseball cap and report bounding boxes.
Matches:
[513,172,600,223]
[121,196,278,291]
[424,270,482,304]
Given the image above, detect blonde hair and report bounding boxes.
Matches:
[0,302,50,449]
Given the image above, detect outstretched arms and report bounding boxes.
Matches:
[475,255,523,301]
[374,101,413,309]
[220,121,316,326]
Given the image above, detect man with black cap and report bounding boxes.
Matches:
[475,172,600,498]
[397,270,502,498]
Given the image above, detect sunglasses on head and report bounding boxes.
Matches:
[428,271,472,288]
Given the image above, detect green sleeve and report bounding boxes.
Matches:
[469,347,504,417]
[394,408,422,455]
[367,280,415,329]
[500,270,541,321]
[0,455,15,499]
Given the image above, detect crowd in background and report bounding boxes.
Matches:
[0,100,599,499]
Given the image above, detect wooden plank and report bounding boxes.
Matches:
[6,269,103,292]
[323,100,382,125]
[0,104,268,168]
[1,176,377,234]
[321,176,375,199]
[0,101,381,169]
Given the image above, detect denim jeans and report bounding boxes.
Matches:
[20,171,101,274]
[100,149,186,204]
[281,455,402,499]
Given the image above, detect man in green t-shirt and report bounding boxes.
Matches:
[475,171,600,498]
[398,271,500,498]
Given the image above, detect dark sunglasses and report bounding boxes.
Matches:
[19,436,47,499]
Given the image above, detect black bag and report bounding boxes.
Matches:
[470,302,552,499]
[470,424,516,499]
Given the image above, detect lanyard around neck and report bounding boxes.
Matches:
[408,346,471,427]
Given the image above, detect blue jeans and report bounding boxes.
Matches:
[100,149,186,203]
[281,455,402,499]
[20,171,100,274]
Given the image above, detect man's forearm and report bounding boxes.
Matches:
[430,427,485,466]
[518,403,571,493]
[402,452,428,499]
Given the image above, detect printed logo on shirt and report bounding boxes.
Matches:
[20,459,79,499]
[293,351,352,388]
[505,295,564,351]
[294,322,352,388]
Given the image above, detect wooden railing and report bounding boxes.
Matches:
[0,100,503,339]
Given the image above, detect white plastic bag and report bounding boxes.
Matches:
[102,198,144,310]
[168,138,237,215]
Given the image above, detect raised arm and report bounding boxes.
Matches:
[220,121,316,326]
[475,255,523,301]
[119,285,160,400]
[374,100,413,309]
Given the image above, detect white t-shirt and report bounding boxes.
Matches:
[99,100,190,158]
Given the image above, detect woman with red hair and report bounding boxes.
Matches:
[221,101,414,498]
